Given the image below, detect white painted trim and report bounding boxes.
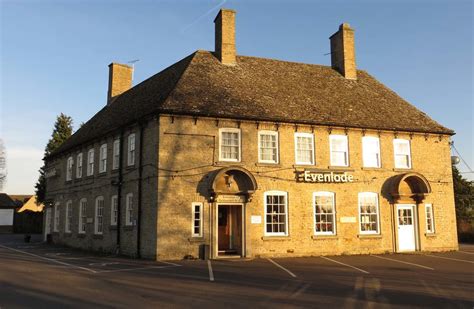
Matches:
[258,130,279,164]
[425,203,435,234]
[358,192,380,235]
[78,198,87,234]
[65,200,72,233]
[127,133,136,166]
[87,148,95,176]
[313,191,336,236]
[294,132,314,165]
[66,156,73,181]
[395,204,417,252]
[99,143,107,173]
[329,134,349,167]
[94,196,104,235]
[110,195,118,226]
[263,190,289,237]
[218,128,241,162]
[53,202,60,232]
[76,152,83,178]
[125,193,134,226]
[112,139,120,170]
[191,202,203,237]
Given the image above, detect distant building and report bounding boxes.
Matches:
[0,193,18,233]
[43,9,457,260]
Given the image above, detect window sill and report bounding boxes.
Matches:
[261,236,291,241]
[93,234,103,239]
[109,225,117,230]
[188,237,205,242]
[123,226,134,231]
[424,233,437,237]
[293,164,315,168]
[255,162,281,168]
[214,162,244,167]
[393,168,412,172]
[361,167,382,171]
[77,233,86,238]
[357,234,382,239]
[327,166,354,172]
[97,171,107,177]
[126,165,136,170]
[311,235,338,240]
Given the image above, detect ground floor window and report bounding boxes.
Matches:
[79,199,87,234]
[313,192,336,235]
[111,195,118,226]
[53,203,60,232]
[65,200,72,233]
[264,191,288,236]
[425,204,435,233]
[125,193,134,226]
[192,202,203,237]
[358,192,380,234]
[95,196,104,234]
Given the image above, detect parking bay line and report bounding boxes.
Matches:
[458,251,474,255]
[0,244,97,273]
[267,258,297,278]
[207,260,215,281]
[320,256,370,274]
[424,254,474,264]
[371,255,434,270]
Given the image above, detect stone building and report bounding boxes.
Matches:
[43,9,457,260]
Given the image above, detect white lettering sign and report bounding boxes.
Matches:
[340,216,357,223]
[297,171,354,183]
[251,216,262,224]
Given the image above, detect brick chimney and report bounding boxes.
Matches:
[107,63,133,105]
[214,9,236,65]
[329,23,357,80]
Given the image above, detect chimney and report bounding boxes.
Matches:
[107,63,133,105]
[214,9,236,65]
[329,23,357,80]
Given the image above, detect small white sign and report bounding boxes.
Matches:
[340,216,356,223]
[251,216,262,224]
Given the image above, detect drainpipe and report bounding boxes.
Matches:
[136,123,144,258]
[116,130,124,254]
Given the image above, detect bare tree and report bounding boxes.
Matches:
[0,139,6,191]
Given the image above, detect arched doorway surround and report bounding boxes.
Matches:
[208,166,258,203]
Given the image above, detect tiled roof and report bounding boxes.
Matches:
[51,50,453,157]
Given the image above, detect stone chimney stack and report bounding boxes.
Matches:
[329,23,357,80]
[214,9,236,65]
[107,63,133,105]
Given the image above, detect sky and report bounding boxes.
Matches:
[0,0,472,194]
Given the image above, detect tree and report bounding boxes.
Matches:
[452,166,474,218]
[0,139,6,191]
[35,113,73,204]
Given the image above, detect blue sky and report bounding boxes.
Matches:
[1,0,472,193]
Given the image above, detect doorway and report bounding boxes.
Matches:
[396,204,417,252]
[217,204,243,256]
[44,208,51,241]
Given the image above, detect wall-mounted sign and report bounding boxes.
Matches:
[216,195,245,203]
[45,168,58,179]
[340,216,357,223]
[251,216,262,224]
[296,170,354,183]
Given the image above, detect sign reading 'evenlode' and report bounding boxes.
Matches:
[297,170,354,183]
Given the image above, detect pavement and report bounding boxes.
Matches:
[0,234,473,308]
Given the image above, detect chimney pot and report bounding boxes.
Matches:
[330,23,357,79]
[214,9,236,65]
[107,63,133,105]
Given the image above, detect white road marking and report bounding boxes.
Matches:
[207,260,215,281]
[97,265,178,273]
[320,256,370,274]
[371,255,434,270]
[159,260,181,267]
[0,244,97,273]
[89,262,120,267]
[458,251,474,255]
[267,258,297,278]
[425,254,474,264]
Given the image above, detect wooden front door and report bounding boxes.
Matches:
[217,205,242,255]
[218,206,230,250]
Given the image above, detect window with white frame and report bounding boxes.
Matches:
[362,136,381,168]
[53,203,60,232]
[258,131,279,164]
[94,196,104,234]
[76,153,83,178]
[65,200,72,233]
[330,135,349,167]
[66,157,73,181]
[111,195,118,226]
[295,133,314,165]
[127,134,136,166]
[219,128,241,162]
[313,192,336,235]
[393,139,411,169]
[125,193,134,226]
[264,191,288,236]
[192,202,203,237]
[87,149,95,176]
[358,192,380,234]
[99,144,107,173]
[112,139,120,170]
[78,198,87,234]
[425,204,435,233]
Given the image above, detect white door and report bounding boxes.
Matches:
[397,205,416,252]
[44,208,51,241]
